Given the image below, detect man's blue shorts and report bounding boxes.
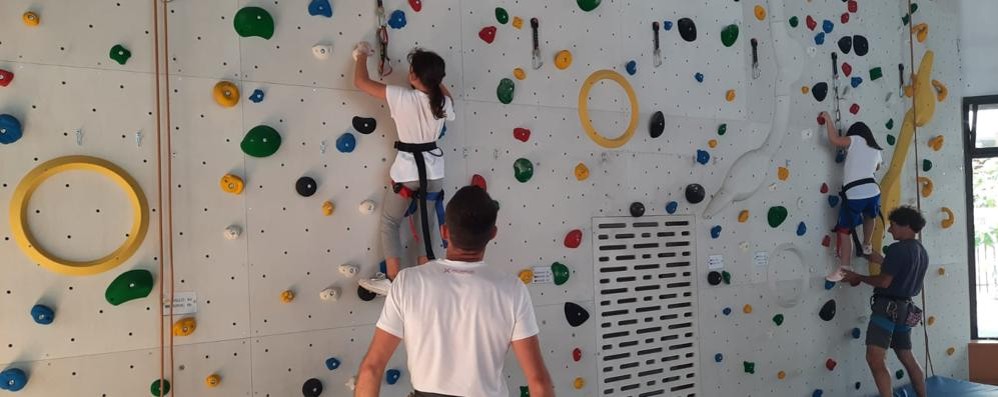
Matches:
[835,194,881,232]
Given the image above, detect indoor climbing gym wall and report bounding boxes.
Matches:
[0,0,970,396]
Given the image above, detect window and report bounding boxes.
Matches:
[965,95,998,339]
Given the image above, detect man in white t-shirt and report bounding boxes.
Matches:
[355,186,555,397]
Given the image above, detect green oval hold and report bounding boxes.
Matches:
[789,16,799,28]
[514,158,534,183]
[106,269,154,306]
[721,270,731,285]
[767,206,788,228]
[234,6,275,39]
[495,7,509,24]
[886,119,894,130]
[717,123,728,136]
[773,314,785,326]
[151,379,171,396]
[552,262,570,285]
[887,134,896,146]
[241,125,282,157]
[497,78,515,104]
[110,44,132,65]
[721,24,740,47]
[577,0,601,12]
[922,159,932,172]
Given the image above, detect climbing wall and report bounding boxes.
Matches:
[0,0,969,396]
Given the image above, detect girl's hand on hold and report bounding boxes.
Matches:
[818,111,831,125]
[353,41,375,61]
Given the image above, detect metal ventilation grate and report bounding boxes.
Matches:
[592,216,699,397]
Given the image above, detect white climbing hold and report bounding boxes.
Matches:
[358,200,376,215]
[312,43,333,60]
[338,264,359,278]
[319,287,340,301]
[224,225,242,240]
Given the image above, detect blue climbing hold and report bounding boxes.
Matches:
[822,20,834,34]
[851,76,863,88]
[722,307,732,316]
[824,280,836,290]
[0,114,23,145]
[796,222,807,236]
[665,201,678,214]
[714,353,723,363]
[812,390,824,397]
[325,357,341,370]
[855,382,862,390]
[828,195,840,208]
[696,149,710,165]
[710,225,722,239]
[852,327,862,339]
[308,0,332,17]
[336,132,356,153]
[662,20,673,31]
[30,304,54,325]
[249,89,265,103]
[835,151,846,163]
[379,260,388,274]
[386,369,402,385]
[625,60,637,75]
[815,32,826,45]
[694,72,705,83]
[0,368,28,392]
[388,10,407,29]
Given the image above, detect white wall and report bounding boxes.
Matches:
[961,0,998,97]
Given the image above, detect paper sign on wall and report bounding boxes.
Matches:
[754,251,769,267]
[708,255,725,270]
[532,267,554,284]
[163,292,198,316]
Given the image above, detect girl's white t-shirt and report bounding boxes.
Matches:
[386,85,455,183]
[843,136,883,199]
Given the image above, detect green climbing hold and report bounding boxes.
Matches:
[721,24,740,47]
[519,385,530,397]
[870,67,884,81]
[902,14,910,26]
[743,361,756,374]
[910,3,919,14]
[110,44,132,65]
[717,123,727,136]
[234,6,275,39]
[106,269,154,306]
[552,262,570,285]
[241,125,282,157]
[922,159,932,172]
[887,134,896,146]
[514,158,534,183]
[151,379,171,396]
[495,7,509,24]
[895,369,905,380]
[721,271,731,285]
[577,0,601,12]
[767,206,788,228]
[886,119,894,130]
[497,78,515,104]
[789,16,799,28]
[773,314,785,326]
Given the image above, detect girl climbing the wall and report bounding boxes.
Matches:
[352,42,455,296]
[819,112,883,282]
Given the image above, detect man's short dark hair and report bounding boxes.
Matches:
[889,205,926,233]
[445,186,498,251]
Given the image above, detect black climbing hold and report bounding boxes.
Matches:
[819,299,836,321]
[296,176,318,197]
[812,82,828,102]
[837,36,853,54]
[358,285,377,301]
[564,302,589,327]
[302,378,323,397]
[685,183,706,204]
[629,202,645,217]
[853,35,869,56]
[352,116,377,135]
[677,18,697,42]
[707,271,722,286]
[649,111,665,138]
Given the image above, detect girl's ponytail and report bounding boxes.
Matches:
[408,49,448,120]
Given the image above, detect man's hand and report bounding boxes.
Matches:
[866,250,884,264]
[841,269,860,284]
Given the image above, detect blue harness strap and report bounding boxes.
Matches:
[403,190,447,248]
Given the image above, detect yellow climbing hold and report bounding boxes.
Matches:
[928,135,944,151]
[220,174,245,195]
[941,207,954,229]
[801,86,810,95]
[743,304,753,314]
[917,176,933,198]
[281,289,295,303]
[573,377,585,390]
[555,50,573,70]
[205,374,221,388]
[932,80,948,102]
[213,81,240,108]
[777,371,786,380]
[513,67,526,80]
[172,317,197,337]
[946,347,956,356]
[912,23,928,43]
[512,16,523,29]
[937,267,946,276]
[708,139,718,148]
[322,201,335,216]
[777,167,789,181]
[574,163,590,181]
[518,269,534,284]
[22,11,40,26]
[738,210,750,223]
[927,316,935,326]
[726,90,737,102]
[754,5,767,21]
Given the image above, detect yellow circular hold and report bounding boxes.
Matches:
[937,267,946,276]
[573,377,585,390]
[512,16,524,29]
[555,50,573,70]
[946,347,956,356]
[725,90,737,102]
[801,86,810,95]
[322,200,335,216]
[574,163,590,181]
[281,290,295,303]
[754,5,767,21]
[213,81,240,108]
[743,304,753,314]
[912,23,928,43]
[172,317,197,337]
[777,371,786,380]
[777,167,790,181]
[9,156,149,276]
[708,139,718,148]
[518,269,534,284]
[23,11,40,26]
[578,69,639,149]
[220,173,244,195]
[928,135,944,151]
[927,316,936,326]
[738,210,750,223]
[205,374,221,388]
[917,176,933,198]
[513,67,526,80]
[941,207,954,229]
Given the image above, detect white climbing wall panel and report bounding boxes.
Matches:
[0,0,970,396]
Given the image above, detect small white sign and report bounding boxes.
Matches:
[754,251,769,267]
[532,267,554,284]
[163,292,197,316]
[707,255,724,270]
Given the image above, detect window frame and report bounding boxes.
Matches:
[964,94,998,340]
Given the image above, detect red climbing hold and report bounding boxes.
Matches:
[479,26,497,44]
[471,174,487,191]
[806,15,817,31]
[842,62,853,77]
[513,127,531,142]
[849,103,860,115]
[826,358,837,371]
[817,113,827,125]
[564,229,583,249]
[820,183,829,194]
[848,0,858,13]
[0,69,13,87]
[409,0,422,12]
[822,235,832,247]
[840,12,850,24]
[573,348,582,362]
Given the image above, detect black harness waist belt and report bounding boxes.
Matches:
[842,177,876,193]
[394,141,440,260]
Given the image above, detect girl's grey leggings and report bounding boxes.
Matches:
[380,179,444,260]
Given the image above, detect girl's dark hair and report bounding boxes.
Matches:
[408,49,447,120]
[846,122,883,150]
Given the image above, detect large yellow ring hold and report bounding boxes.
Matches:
[578,69,639,149]
[9,156,149,276]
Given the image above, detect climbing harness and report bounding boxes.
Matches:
[393,141,445,259]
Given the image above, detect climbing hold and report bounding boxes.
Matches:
[295,176,317,197]
[471,174,487,191]
[552,262,570,285]
[838,36,853,54]
[479,26,497,44]
[743,361,756,374]
[721,24,739,47]
[754,5,766,21]
[827,196,840,209]
[220,174,244,195]
[806,15,817,31]
[319,287,339,301]
[932,79,949,102]
[922,159,932,172]
[796,222,807,236]
[385,369,402,385]
[743,304,753,314]
[825,358,837,371]
[870,67,884,81]
[767,206,788,228]
[696,150,710,165]
[941,207,954,229]
[918,176,933,197]
[234,6,275,39]
[707,271,722,286]
[497,78,515,104]
[512,16,523,29]
[564,229,583,248]
[513,68,526,80]
[308,0,332,17]
[0,368,28,392]
[812,390,823,397]
[513,158,534,183]
[554,50,572,70]
[241,125,282,157]
[0,114,24,145]
[662,20,673,31]
[842,62,853,77]
[820,183,829,194]
[519,386,529,397]
[851,77,863,88]
[495,7,509,24]
[352,116,377,135]
[685,184,705,204]
[710,225,722,239]
[801,86,810,95]
[249,89,265,103]
[574,163,589,181]
[938,267,946,276]
[887,134,896,146]
[339,264,359,278]
[777,167,790,181]
[849,103,860,115]
[812,82,829,102]
[649,111,665,139]
[895,369,904,380]
[573,348,582,362]
[573,377,586,390]
[625,60,637,76]
[788,16,799,28]
[841,12,850,24]
[172,317,197,336]
[358,285,377,301]
[927,316,936,326]
[629,202,645,217]
[213,81,240,108]
[738,210,749,223]
[280,289,295,303]
[946,347,956,356]
[109,44,131,65]
[777,371,786,380]
[359,200,376,215]
[564,302,590,327]
[853,35,869,56]
[335,132,356,153]
[31,304,55,325]
[665,201,678,214]
[717,123,727,136]
[721,271,731,284]
[852,327,862,339]
[708,139,718,148]
[722,307,732,315]
[928,135,944,151]
[824,279,835,289]
[913,23,928,43]
[822,20,834,34]
[517,269,533,284]
[848,0,858,13]
[677,18,697,42]
[886,118,895,130]
[206,374,221,388]
[513,127,531,142]
[814,32,826,46]
[388,10,407,29]
[714,353,723,363]
[694,72,705,83]
[105,269,154,305]
[302,378,323,397]
[577,0,601,12]
[321,201,335,217]
[409,0,422,12]
[725,90,736,102]
[22,11,40,26]
[0,69,14,87]
[819,299,836,321]
[150,379,171,396]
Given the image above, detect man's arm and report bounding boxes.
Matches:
[842,269,894,289]
[355,328,402,397]
[512,336,555,397]
[354,53,387,100]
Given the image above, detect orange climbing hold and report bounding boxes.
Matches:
[927,316,936,326]
[220,174,245,195]
[946,347,956,356]
[22,11,40,26]
[512,16,523,29]
[213,81,240,108]
[743,304,753,314]
[738,210,750,223]
[754,5,767,21]
[518,269,534,284]
[937,267,946,276]
[555,50,573,70]
[928,135,944,151]
[917,176,933,197]
[708,139,718,148]
[513,67,526,80]
[205,374,221,388]
[280,289,295,303]
[932,80,948,102]
[941,207,954,229]
[322,201,335,216]
[172,317,197,336]
[912,23,928,43]
[726,90,737,102]
[573,377,585,390]
[801,86,810,95]
[777,167,789,181]
[777,371,786,380]
[574,163,590,181]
